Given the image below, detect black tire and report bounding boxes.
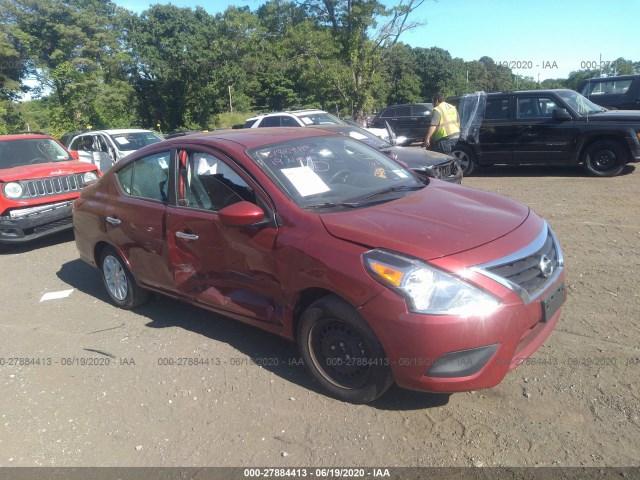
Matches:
[451,144,477,176]
[583,140,626,177]
[99,246,150,309]
[297,295,393,403]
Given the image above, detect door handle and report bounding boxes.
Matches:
[176,231,199,241]
[105,216,121,226]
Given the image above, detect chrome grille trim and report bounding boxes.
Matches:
[19,173,85,199]
[471,222,564,304]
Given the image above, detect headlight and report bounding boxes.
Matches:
[83,171,99,183]
[3,182,24,199]
[363,249,499,316]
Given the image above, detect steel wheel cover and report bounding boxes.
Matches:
[308,319,372,389]
[103,255,128,301]
[593,149,617,170]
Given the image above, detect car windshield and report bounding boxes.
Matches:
[557,90,606,115]
[248,135,423,210]
[330,126,390,149]
[294,112,346,126]
[109,132,163,151]
[0,138,72,168]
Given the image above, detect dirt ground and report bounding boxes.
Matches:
[0,162,638,469]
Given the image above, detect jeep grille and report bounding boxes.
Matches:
[20,173,86,199]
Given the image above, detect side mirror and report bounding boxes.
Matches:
[219,201,266,226]
[552,108,572,121]
[69,150,79,160]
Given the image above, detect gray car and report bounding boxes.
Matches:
[309,124,462,183]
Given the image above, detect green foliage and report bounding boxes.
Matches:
[0,100,25,134]
[209,111,256,129]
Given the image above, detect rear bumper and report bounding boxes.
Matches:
[0,201,74,244]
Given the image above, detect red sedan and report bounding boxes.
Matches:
[73,128,565,403]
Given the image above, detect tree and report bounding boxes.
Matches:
[129,4,220,130]
[299,0,427,116]
[1,0,136,135]
[382,43,421,105]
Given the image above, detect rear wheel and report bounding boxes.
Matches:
[451,144,477,176]
[583,140,626,177]
[297,295,393,403]
[99,246,149,309]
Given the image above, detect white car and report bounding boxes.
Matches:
[244,109,391,141]
[64,129,163,173]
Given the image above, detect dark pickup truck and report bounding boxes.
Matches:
[452,89,640,177]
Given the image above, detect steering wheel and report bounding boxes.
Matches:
[328,169,352,184]
[29,158,47,164]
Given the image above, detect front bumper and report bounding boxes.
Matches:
[358,270,565,393]
[0,201,74,244]
[415,160,463,184]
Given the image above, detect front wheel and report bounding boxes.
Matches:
[451,144,477,176]
[297,295,393,403]
[99,246,150,309]
[583,140,626,177]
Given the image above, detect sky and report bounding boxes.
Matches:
[114,0,639,81]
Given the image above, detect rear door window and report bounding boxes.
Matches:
[116,151,170,202]
[582,79,633,96]
[380,108,396,118]
[411,105,430,116]
[259,116,282,127]
[485,98,510,120]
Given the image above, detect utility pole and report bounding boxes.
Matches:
[228,85,233,113]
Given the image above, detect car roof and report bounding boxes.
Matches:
[0,133,52,141]
[579,74,639,83]
[161,126,338,149]
[482,89,577,96]
[289,109,327,115]
[78,129,156,135]
[381,103,432,108]
[246,109,329,121]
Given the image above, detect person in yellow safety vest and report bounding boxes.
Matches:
[424,92,460,154]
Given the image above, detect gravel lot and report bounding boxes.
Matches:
[0,162,638,469]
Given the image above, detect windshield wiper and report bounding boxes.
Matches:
[347,184,424,206]
[304,202,360,209]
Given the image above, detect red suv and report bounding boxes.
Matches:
[0,133,100,244]
[73,128,565,403]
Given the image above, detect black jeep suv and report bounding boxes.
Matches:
[452,89,640,177]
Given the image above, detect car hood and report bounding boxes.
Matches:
[385,147,452,168]
[586,110,640,121]
[320,182,529,260]
[0,161,96,182]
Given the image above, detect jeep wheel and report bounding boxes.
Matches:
[452,144,477,176]
[297,295,393,403]
[583,140,626,177]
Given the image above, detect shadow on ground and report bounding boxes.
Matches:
[0,229,75,255]
[467,163,635,178]
[57,258,450,410]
